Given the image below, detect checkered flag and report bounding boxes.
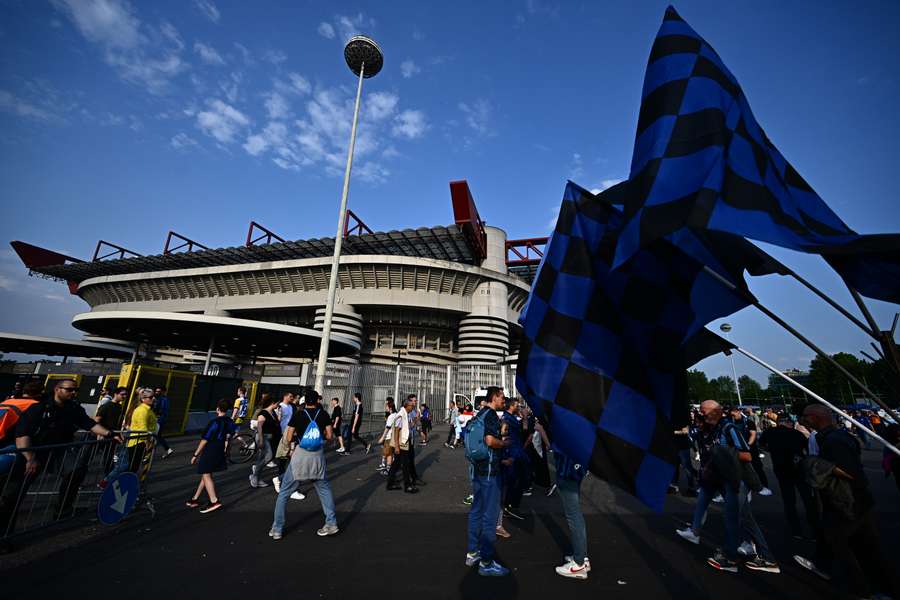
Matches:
[613,6,900,304]
[517,182,748,511]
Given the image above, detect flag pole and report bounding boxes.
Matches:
[702,265,900,424]
[782,267,876,339]
[734,345,900,458]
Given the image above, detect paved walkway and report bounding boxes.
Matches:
[4,429,899,599]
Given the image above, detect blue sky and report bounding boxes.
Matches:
[1,0,898,386]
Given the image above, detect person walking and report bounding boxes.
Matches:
[758,414,818,539]
[95,386,127,476]
[406,394,424,485]
[330,397,347,454]
[249,394,280,488]
[231,387,250,427]
[187,398,236,513]
[553,449,590,579]
[419,403,432,445]
[0,380,46,541]
[385,396,417,493]
[272,391,295,494]
[346,393,371,454]
[445,400,459,448]
[97,387,113,408]
[676,400,779,574]
[798,404,899,598]
[269,389,339,540]
[126,388,158,475]
[152,387,174,459]
[465,386,511,577]
[728,406,772,496]
[377,398,397,474]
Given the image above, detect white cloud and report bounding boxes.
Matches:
[53,0,188,94]
[0,90,56,121]
[194,41,224,65]
[243,121,287,157]
[0,274,13,290]
[400,59,420,79]
[170,132,198,150]
[392,109,427,139]
[589,178,624,194]
[264,92,289,120]
[195,98,249,143]
[458,99,494,136]
[365,91,398,121]
[193,0,220,23]
[354,161,390,184]
[263,49,287,65]
[288,73,311,95]
[219,71,242,103]
[332,13,376,43]
[569,152,584,179]
[43,294,66,302]
[317,22,335,39]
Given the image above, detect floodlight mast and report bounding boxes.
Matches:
[313,36,383,395]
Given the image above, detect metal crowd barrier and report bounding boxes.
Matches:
[0,431,157,542]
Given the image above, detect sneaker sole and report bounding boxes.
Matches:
[555,571,588,580]
[478,570,509,577]
[745,564,781,574]
[199,504,222,514]
[707,560,737,573]
[316,529,339,537]
[676,532,700,545]
[465,557,481,567]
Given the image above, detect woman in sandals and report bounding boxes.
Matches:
[186,398,237,513]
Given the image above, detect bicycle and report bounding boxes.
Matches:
[228,431,258,464]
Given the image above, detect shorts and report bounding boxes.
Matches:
[382,440,393,458]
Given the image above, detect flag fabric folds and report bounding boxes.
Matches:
[516,181,749,511]
[614,6,900,305]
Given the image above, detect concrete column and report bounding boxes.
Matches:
[458,226,510,364]
[313,304,363,364]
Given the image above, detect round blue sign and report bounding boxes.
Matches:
[98,472,139,525]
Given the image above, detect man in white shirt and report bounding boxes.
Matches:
[385,397,417,493]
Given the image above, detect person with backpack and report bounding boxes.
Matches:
[269,389,338,540]
[249,394,281,488]
[464,386,511,577]
[187,398,236,514]
[231,387,250,426]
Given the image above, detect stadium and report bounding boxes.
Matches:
[4,180,546,425]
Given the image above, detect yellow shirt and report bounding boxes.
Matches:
[128,403,158,447]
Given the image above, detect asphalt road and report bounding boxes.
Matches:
[3,428,899,599]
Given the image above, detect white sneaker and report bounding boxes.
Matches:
[164,448,174,458]
[564,556,591,572]
[290,491,305,500]
[793,555,830,581]
[316,523,339,536]
[676,527,700,545]
[465,551,481,566]
[712,494,724,503]
[555,560,588,580]
[738,541,757,557]
[266,461,277,468]
[758,487,773,497]
[272,477,281,493]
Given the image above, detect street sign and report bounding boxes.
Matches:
[97,472,139,525]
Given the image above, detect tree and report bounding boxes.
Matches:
[738,375,764,403]
[807,352,867,406]
[686,369,712,403]
[709,375,738,404]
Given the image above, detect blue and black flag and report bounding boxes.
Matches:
[516,181,748,511]
[614,6,900,304]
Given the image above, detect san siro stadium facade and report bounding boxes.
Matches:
[11,181,544,374]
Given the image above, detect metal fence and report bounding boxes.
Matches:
[1,432,156,542]
[303,363,518,436]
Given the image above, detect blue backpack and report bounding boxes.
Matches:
[298,409,323,451]
[464,409,491,464]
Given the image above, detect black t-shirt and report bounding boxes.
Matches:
[745,419,759,446]
[331,405,343,427]
[37,398,96,445]
[759,426,807,472]
[351,403,363,432]
[95,401,123,432]
[259,409,281,437]
[288,406,331,441]
[0,398,44,446]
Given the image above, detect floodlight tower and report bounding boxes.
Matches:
[313,36,384,394]
[720,323,743,406]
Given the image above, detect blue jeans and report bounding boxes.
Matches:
[691,486,714,533]
[738,486,775,561]
[677,448,698,489]
[692,484,739,560]
[467,474,501,562]
[557,477,586,564]
[270,466,336,534]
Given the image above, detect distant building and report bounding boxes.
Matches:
[766,369,810,402]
